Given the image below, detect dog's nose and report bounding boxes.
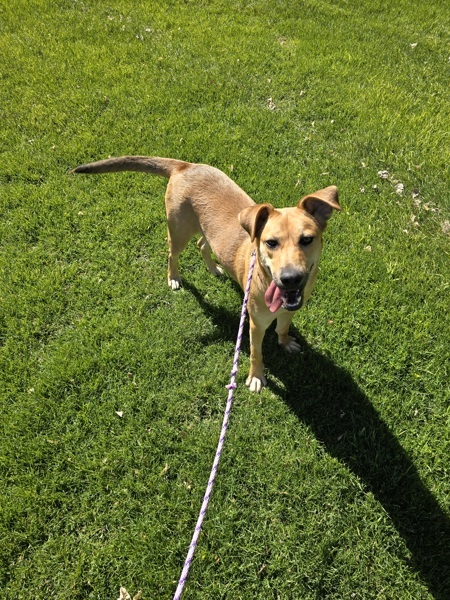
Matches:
[280,269,305,290]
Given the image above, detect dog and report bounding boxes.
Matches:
[72,156,341,392]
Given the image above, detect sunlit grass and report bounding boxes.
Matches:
[1,0,449,598]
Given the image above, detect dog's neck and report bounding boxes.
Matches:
[254,249,272,290]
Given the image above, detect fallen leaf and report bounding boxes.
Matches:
[160,462,170,476]
[118,588,131,600]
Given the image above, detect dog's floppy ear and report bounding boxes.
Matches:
[239,203,274,241]
[298,185,341,228]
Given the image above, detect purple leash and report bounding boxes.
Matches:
[173,251,257,600]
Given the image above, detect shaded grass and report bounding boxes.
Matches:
[1,0,449,598]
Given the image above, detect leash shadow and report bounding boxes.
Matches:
[184,281,450,599]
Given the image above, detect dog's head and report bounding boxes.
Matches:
[239,185,341,312]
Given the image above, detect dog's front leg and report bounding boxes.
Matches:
[246,315,268,393]
[276,312,301,353]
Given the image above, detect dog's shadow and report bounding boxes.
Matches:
[184,280,450,599]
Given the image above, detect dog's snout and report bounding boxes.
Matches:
[280,269,305,290]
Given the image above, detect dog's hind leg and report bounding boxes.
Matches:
[197,236,224,277]
[167,228,185,290]
[166,209,198,290]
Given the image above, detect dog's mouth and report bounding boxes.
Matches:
[264,281,304,313]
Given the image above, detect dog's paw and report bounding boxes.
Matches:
[279,335,302,353]
[210,264,224,277]
[168,278,181,291]
[245,374,267,393]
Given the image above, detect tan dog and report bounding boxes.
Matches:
[72,156,341,392]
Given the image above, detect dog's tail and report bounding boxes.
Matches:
[71,156,190,179]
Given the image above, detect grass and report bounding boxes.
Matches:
[1,0,449,598]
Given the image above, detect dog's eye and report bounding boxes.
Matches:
[265,239,279,250]
[300,236,314,246]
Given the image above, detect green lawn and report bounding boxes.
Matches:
[1,0,449,598]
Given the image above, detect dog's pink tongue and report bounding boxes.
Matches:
[265,281,284,313]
